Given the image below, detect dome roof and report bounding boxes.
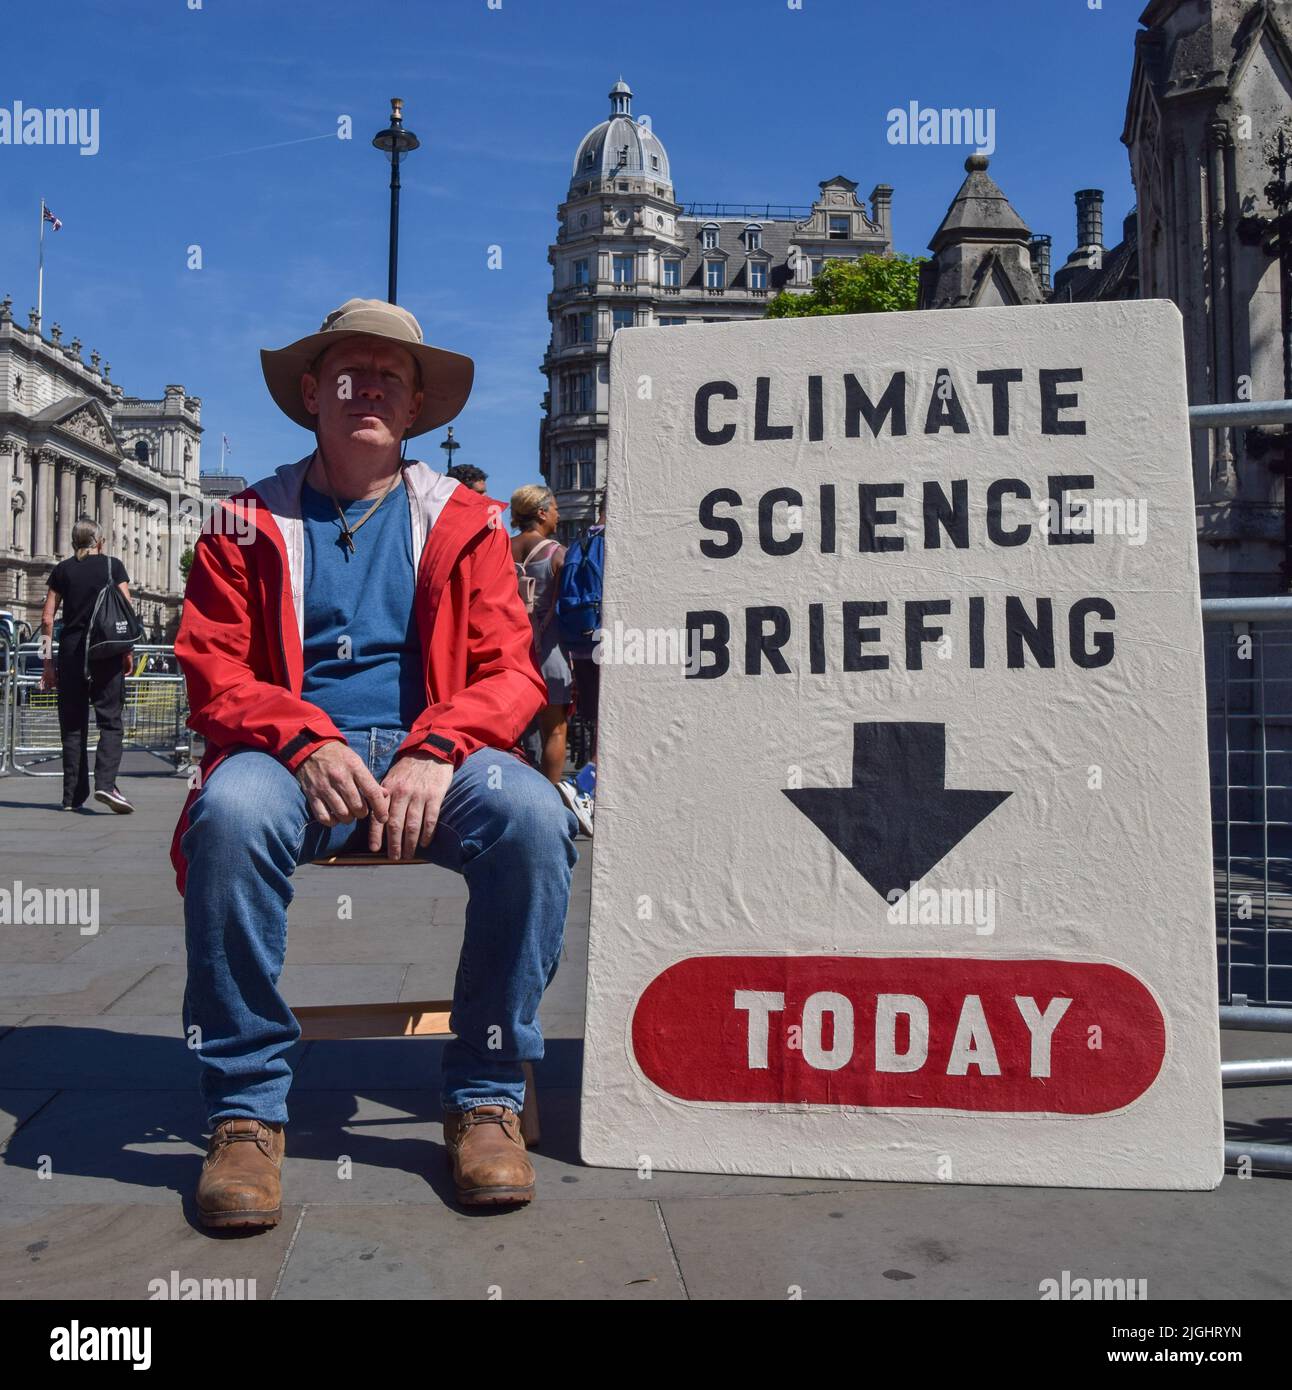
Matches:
[571,79,671,191]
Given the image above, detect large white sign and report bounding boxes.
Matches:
[580,301,1223,1190]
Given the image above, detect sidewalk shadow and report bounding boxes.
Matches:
[0,1025,586,1227]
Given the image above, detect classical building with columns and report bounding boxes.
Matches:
[542,78,894,543]
[0,293,203,639]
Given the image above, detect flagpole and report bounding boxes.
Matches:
[37,198,45,329]
[219,435,226,474]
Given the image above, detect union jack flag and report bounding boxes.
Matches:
[42,203,62,232]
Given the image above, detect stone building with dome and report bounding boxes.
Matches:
[541,78,894,541]
[0,295,203,638]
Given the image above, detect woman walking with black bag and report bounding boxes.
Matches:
[39,517,137,813]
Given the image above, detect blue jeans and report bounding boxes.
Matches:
[181,727,580,1124]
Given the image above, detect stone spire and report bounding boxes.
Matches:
[919,154,1046,309]
[928,152,1033,253]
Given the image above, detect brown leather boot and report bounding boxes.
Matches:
[443,1105,535,1205]
[195,1118,285,1229]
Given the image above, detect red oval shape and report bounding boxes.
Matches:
[630,956,1165,1114]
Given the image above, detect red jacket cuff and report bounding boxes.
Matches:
[279,730,346,773]
[397,728,461,768]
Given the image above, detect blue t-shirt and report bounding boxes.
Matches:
[300,477,425,734]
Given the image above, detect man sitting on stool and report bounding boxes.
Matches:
[170,298,579,1228]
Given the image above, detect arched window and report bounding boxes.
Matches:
[134,439,150,464]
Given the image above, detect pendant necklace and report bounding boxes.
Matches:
[316,449,402,555]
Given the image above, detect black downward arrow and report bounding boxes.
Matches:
[783,722,1011,902]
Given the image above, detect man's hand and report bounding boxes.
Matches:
[296,741,390,830]
[371,750,454,860]
[122,651,133,676]
[39,660,56,693]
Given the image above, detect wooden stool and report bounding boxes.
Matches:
[295,849,540,1146]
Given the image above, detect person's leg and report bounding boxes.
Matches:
[418,748,580,1115]
[55,655,90,806]
[181,744,354,1124]
[88,657,125,792]
[518,713,542,771]
[571,655,600,763]
[538,702,568,783]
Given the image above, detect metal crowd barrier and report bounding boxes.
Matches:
[1202,597,1292,1174]
[1193,400,1292,1174]
[1203,600,1292,1012]
[1,641,192,777]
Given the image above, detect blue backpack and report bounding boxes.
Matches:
[555,529,605,655]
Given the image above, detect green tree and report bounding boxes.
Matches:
[765,253,925,318]
[179,546,195,580]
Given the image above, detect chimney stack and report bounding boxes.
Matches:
[1029,234,1052,292]
[1075,189,1104,251]
[869,184,893,245]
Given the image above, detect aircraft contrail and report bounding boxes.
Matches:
[194,132,340,162]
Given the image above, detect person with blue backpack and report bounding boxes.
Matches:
[553,491,605,835]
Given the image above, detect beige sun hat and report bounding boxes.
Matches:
[259,297,474,438]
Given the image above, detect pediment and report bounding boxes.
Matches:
[49,397,122,458]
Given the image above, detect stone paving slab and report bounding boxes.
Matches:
[274,1200,682,1300]
[395,959,467,1002]
[0,1202,298,1300]
[62,922,186,967]
[100,962,413,1014]
[0,875,182,928]
[287,916,465,968]
[0,924,106,964]
[393,955,587,1018]
[656,1182,1292,1301]
[276,885,445,929]
[0,828,135,853]
[535,958,588,1015]
[429,897,468,927]
[0,963,155,1014]
[295,863,469,905]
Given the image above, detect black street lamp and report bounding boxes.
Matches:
[372,98,420,304]
[439,425,460,472]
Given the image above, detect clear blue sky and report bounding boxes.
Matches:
[1,0,1144,509]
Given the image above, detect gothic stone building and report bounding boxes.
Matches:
[0,295,203,639]
[921,0,1292,597]
[541,78,894,544]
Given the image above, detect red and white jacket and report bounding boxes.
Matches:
[168,453,547,895]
